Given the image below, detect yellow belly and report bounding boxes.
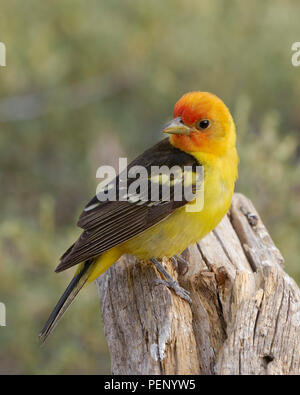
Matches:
[122,198,231,259]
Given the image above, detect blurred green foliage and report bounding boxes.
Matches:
[0,0,299,374]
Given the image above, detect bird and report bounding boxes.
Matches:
[39,91,238,343]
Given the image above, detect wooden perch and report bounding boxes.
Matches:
[96,193,300,375]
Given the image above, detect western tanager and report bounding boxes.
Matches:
[40,91,238,342]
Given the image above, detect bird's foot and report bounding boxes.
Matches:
[154,278,192,304]
[170,254,189,276]
[151,258,192,304]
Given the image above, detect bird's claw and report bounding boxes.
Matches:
[154,278,192,304]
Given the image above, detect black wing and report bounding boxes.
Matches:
[56,138,201,272]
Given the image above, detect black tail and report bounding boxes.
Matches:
[39,260,93,344]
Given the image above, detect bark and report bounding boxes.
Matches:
[96,193,300,375]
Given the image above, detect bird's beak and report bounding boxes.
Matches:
[162,117,191,135]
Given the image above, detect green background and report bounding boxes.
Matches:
[0,0,299,374]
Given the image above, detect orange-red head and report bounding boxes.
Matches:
[163,92,236,155]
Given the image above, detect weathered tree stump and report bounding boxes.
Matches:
[96,193,300,375]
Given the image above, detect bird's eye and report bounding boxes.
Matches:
[197,119,210,130]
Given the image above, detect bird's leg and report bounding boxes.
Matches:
[151,258,192,304]
[170,254,189,276]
